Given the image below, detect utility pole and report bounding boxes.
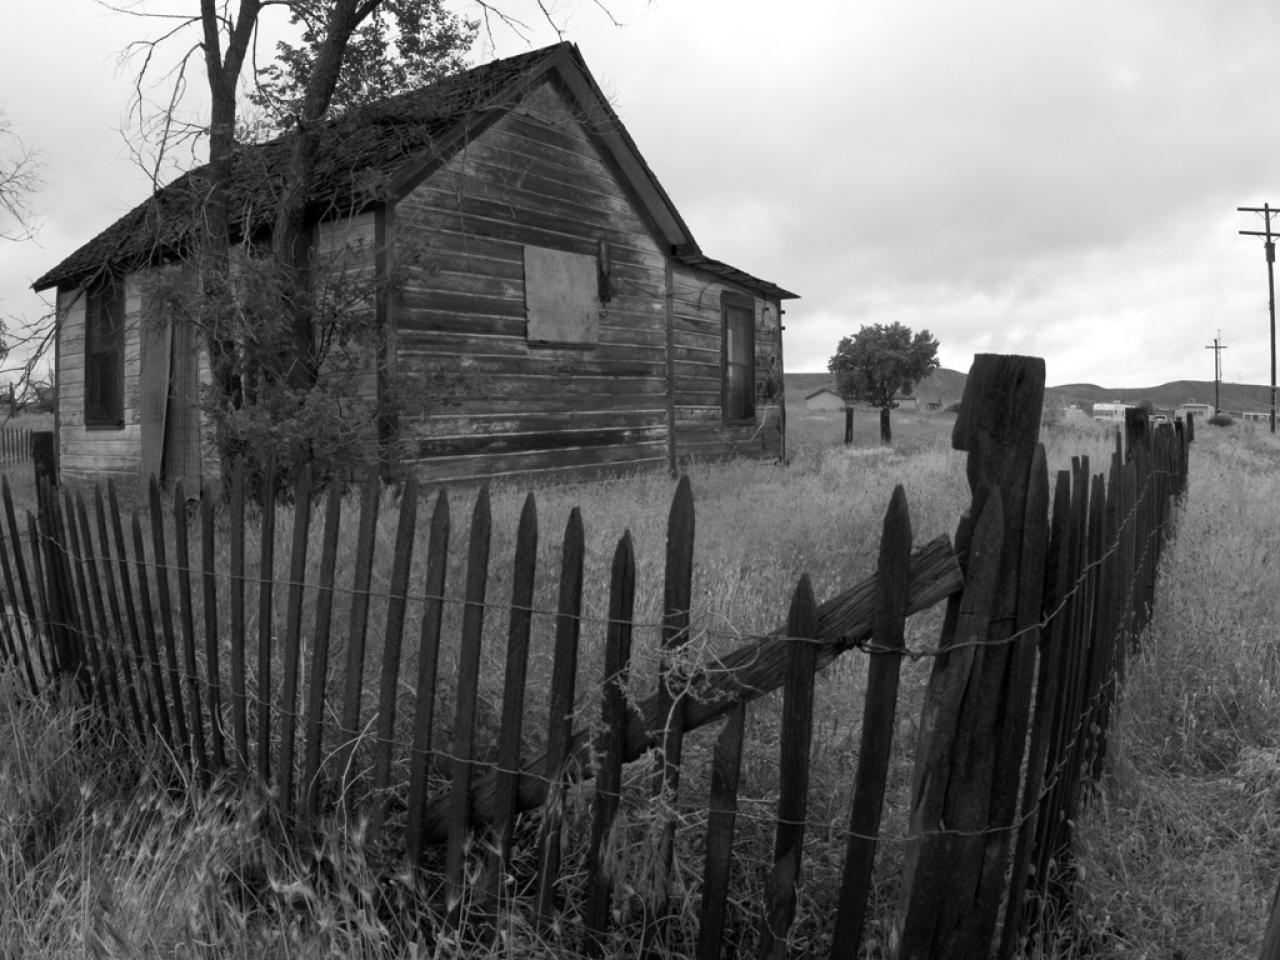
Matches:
[1205,332,1228,415]
[1237,204,1277,433]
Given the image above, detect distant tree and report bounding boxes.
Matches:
[1136,398,1155,416]
[828,322,940,442]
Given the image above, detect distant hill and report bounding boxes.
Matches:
[787,369,1275,416]
[786,368,969,408]
[1048,379,1274,414]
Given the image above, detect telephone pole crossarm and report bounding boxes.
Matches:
[1237,203,1279,434]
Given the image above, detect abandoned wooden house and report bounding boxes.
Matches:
[33,42,797,486]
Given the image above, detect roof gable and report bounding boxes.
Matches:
[34,43,796,303]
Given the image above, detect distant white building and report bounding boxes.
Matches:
[805,388,846,411]
[1092,402,1133,423]
[1175,402,1214,422]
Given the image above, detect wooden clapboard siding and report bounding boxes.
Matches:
[56,280,143,481]
[668,264,784,463]
[402,441,669,486]
[392,79,670,483]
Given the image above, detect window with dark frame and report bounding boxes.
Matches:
[84,277,125,427]
[722,292,755,422]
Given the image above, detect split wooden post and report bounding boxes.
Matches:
[898,353,1045,959]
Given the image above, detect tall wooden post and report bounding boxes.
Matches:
[898,354,1045,959]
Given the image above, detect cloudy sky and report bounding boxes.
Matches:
[3,0,1280,388]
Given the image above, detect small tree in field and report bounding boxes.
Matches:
[828,322,940,443]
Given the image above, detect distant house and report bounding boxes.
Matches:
[1175,402,1214,423]
[804,387,846,412]
[33,42,797,486]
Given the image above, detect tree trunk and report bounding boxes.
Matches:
[199,0,262,413]
[270,0,381,392]
[880,405,892,443]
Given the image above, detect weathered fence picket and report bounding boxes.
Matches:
[254,463,277,783]
[446,485,491,906]
[757,573,819,960]
[483,491,537,914]
[277,464,314,821]
[402,490,449,863]
[368,472,418,843]
[534,506,585,924]
[228,465,249,773]
[336,475,381,815]
[584,529,636,955]
[301,482,344,822]
[830,483,912,958]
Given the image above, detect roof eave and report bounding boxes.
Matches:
[674,247,799,301]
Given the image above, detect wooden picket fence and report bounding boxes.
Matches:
[0,426,31,466]
[0,354,1190,958]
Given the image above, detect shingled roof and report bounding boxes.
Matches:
[34,42,797,302]
[34,44,570,292]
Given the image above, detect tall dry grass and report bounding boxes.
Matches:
[1069,422,1280,959]
[1,412,1273,957]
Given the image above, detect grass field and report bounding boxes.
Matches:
[1,409,1277,957]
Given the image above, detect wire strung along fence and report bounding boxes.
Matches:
[0,352,1191,957]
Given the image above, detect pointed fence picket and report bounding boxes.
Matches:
[0,352,1195,957]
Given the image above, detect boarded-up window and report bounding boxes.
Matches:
[723,293,755,421]
[85,277,125,427]
[524,245,599,345]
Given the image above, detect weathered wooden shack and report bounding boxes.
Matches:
[33,42,797,486]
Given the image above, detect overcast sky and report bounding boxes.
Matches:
[3,0,1280,389]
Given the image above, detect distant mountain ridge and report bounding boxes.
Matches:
[788,369,1276,414]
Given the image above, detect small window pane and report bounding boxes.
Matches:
[85,279,125,426]
[724,303,754,421]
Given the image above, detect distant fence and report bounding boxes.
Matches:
[0,426,32,467]
[0,353,1189,958]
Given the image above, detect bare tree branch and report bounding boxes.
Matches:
[0,113,42,243]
